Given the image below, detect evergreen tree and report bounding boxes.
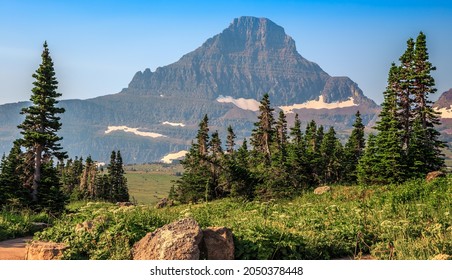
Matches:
[320,127,343,184]
[357,134,378,185]
[0,141,29,207]
[410,32,445,172]
[287,113,309,190]
[343,111,366,184]
[175,118,212,203]
[197,114,210,158]
[359,63,406,185]
[226,125,236,155]
[17,42,66,204]
[110,150,129,202]
[250,93,275,162]
[208,131,224,198]
[397,38,415,150]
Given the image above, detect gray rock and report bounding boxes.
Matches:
[132,218,203,260]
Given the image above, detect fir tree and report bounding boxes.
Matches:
[320,127,343,184]
[250,93,275,161]
[17,42,66,204]
[0,141,29,207]
[343,111,366,184]
[226,125,236,155]
[410,32,445,172]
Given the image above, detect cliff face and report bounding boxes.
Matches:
[125,16,376,107]
[434,89,452,109]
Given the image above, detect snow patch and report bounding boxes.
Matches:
[105,126,166,138]
[162,121,186,127]
[217,95,260,112]
[435,107,452,119]
[161,150,188,164]
[279,95,358,114]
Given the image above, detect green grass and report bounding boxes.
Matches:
[0,209,51,241]
[34,176,452,260]
[124,163,183,205]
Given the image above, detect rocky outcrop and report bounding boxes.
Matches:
[314,186,331,195]
[201,227,234,260]
[25,241,68,260]
[155,197,173,209]
[132,218,203,260]
[433,89,452,109]
[426,171,446,182]
[132,218,234,260]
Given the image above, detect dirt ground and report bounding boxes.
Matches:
[0,236,32,260]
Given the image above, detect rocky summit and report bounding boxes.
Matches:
[0,16,379,163]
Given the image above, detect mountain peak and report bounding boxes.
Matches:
[208,16,295,53]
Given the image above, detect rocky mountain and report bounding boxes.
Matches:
[0,16,379,163]
[434,89,452,138]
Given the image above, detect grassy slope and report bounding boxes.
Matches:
[124,163,182,205]
[35,176,452,260]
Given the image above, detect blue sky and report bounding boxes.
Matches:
[1,0,451,105]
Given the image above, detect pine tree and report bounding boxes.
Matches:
[17,42,66,204]
[111,150,129,202]
[208,131,223,198]
[197,114,210,158]
[357,134,378,185]
[410,32,445,172]
[320,127,343,184]
[226,125,236,155]
[360,62,406,185]
[175,117,212,203]
[397,38,415,150]
[250,93,275,161]
[0,141,29,207]
[287,113,309,190]
[343,111,366,184]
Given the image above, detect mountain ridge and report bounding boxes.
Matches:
[0,16,380,163]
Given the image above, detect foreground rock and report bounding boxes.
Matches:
[314,186,331,195]
[426,171,446,182]
[133,218,203,260]
[201,227,234,260]
[25,241,68,260]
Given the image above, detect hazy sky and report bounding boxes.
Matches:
[1,0,451,105]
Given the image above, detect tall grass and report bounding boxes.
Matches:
[33,176,452,260]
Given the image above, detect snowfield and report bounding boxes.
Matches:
[435,107,452,119]
[105,126,166,138]
[279,95,358,114]
[162,121,186,127]
[161,150,188,164]
[216,95,260,111]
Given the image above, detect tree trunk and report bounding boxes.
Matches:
[32,145,42,202]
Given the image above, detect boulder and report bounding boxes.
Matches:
[25,241,68,260]
[132,217,203,260]
[201,227,234,260]
[314,186,331,195]
[426,171,446,182]
[155,197,173,209]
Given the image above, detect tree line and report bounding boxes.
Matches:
[172,31,445,203]
[0,42,129,212]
